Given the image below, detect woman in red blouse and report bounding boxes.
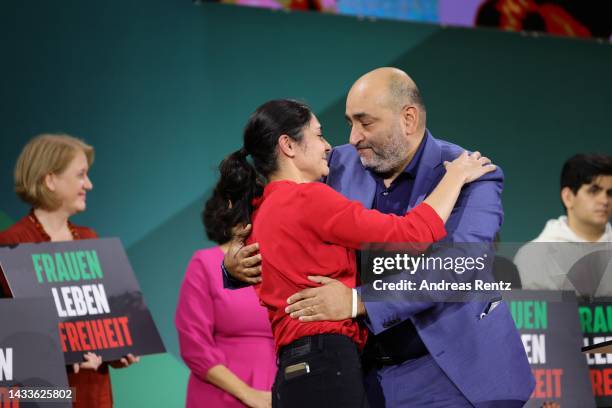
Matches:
[211,100,495,408]
[0,134,138,408]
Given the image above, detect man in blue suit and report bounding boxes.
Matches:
[225,67,534,407]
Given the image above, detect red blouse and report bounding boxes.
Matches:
[0,213,112,408]
[249,181,446,351]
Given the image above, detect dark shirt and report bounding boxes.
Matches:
[372,136,424,216]
[367,136,429,358]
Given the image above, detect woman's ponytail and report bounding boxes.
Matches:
[203,148,263,243]
[203,99,313,244]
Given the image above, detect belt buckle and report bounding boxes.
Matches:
[375,355,395,366]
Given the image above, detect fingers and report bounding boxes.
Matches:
[80,352,102,371]
[307,275,334,285]
[450,150,497,183]
[287,303,320,319]
[482,164,496,174]
[285,298,317,315]
[298,313,326,322]
[290,305,315,319]
[111,354,140,368]
[477,156,495,172]
[242,253,262,268]
[83,352,100,362]
[127,354,140,364]
[469,152,494,167]
[239,242,260,258]
[240,265,262,277]
[241,275,262,284]
[286,287,317,305]
[73,363,80,374]
[469,152,495,171]
[478,156,491,165]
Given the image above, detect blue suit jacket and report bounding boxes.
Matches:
[326,131,535,406]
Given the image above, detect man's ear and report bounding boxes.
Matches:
[278,134,296,158]
[561,187,575,211]
[402,105,419,135]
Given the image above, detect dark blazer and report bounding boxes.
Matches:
[326,131,535,406]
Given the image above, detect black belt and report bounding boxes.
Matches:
[278,333,355,362]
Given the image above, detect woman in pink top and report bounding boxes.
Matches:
[175,192,276,408]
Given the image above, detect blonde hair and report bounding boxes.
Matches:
[14,134,94,210]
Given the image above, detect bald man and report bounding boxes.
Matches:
[225,68,534,407]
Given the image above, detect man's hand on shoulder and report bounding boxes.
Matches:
[224,224,262,284]
[285,276,365,322]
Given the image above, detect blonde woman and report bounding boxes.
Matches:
[0,133,138,407]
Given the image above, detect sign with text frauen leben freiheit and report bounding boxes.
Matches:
[0,298,71,407]
[579,298,612,406]
[505,290,595,407]
[0,238,165,364]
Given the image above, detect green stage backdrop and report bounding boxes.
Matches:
[1,0,611,405]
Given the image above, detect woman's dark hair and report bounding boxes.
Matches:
[202,99,313,244]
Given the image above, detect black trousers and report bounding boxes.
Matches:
[273,334,369,408]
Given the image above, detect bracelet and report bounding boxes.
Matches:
[351,288,358,318]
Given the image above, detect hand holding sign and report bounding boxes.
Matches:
[0,238,165,364]
[110,353,140,368]
[72,352,103,374]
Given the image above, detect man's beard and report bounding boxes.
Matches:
[358,131,407,175]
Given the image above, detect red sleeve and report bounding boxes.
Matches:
[299,183,446,249]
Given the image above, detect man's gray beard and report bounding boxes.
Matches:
[360,141,408,175]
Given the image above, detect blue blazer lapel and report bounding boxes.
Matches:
[351,167,377,209]
[326,145,377,209]
[408,131,444,210]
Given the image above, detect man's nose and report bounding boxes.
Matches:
[349,127,363,146]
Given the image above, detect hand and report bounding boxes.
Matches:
[240,388,271,408]
[111,353,140,368]
[444,151,496,184]
[72,352,102,373]
[541,402,560,408]
[285,276,363,322]
[224,224,263,284]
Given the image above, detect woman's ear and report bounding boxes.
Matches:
[44,173,56,192]
[278,134,296,158]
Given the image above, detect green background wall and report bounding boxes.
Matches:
[1,0,610,405]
